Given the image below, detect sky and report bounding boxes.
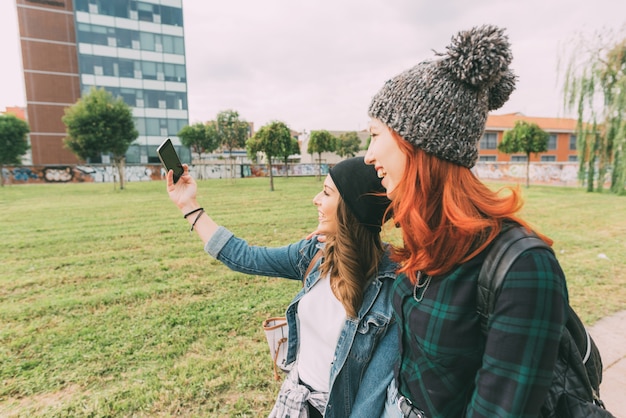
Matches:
[1,0,624,133]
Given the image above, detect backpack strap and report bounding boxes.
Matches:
[477,226,553,335]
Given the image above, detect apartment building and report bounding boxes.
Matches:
[480,113,578,163]
[16,0,190,165]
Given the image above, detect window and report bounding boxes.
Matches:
[117,29,133,49]
[140,32,155,51]
[175,65,186,82]
[118,60,134,78]
[142,61,157,80]
[134,118,146,135]
[568,155,578,162]
[478,155,496,162]
[570,135,577,150]
[137,2,154,22]
[146,118,160,136]
[540,155,556,162]
[75,0,89,12]
[79,55,94,74]
[164,63,176,81]
[173,37,184,55]
[547,134,557,150]
[161,6,183,26]
[162,35,174,54]
[77,24,108,46]
[511,155,527,162]
[119,88,137,106]
[480,132,497,149]
[144,90,161,108]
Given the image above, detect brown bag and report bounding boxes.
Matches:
[262,250,322,380]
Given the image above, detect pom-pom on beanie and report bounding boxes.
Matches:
[329,157,391,232]
[368,25,516,168]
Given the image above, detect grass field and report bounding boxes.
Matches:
[1,177,625,417]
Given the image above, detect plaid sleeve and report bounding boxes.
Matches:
[467,249,568,417]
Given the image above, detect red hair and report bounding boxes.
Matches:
[389,131,552,283]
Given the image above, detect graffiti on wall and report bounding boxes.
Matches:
[2,162,609,187]
[472,162,613,187]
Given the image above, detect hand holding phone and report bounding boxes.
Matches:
[157,138,184,183]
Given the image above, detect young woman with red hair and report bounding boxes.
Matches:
[367,26,569,417]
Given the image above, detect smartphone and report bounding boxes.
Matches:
[157,138,184,183]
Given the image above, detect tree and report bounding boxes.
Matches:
[561,27,626,194]
[278,136,300,178]
[335,131,362,158]
[217,110,248,158]
[498,120,549,188]
[246,121,291,191]
[0,114,30,187]
[63,87,138,190]
[307,130,336,179]
[178,122,219,161]
[216,110,249,179]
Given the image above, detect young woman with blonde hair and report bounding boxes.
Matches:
[166,157,397,417]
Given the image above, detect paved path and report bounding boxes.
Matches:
[589,310,626,417]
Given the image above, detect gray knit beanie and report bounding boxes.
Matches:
[368,25,516,168]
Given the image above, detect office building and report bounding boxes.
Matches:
[16,0,190,165]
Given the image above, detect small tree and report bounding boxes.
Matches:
[216,110,248,178]
[335,131,362,158]
[0,114,30,187]
[246,121,291,191]
[63,87,138,189]
[279,136,300,177]
[498,120,549,188]
[178,122,219,161]
[307,130,336,179]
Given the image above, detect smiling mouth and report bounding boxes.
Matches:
[376,168,387,178]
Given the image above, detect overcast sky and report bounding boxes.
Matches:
[1,1,624,132]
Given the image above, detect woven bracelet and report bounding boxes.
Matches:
[189,209,205,233]
[183,207,204,219]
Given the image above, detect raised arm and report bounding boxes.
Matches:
[166,164,218,244]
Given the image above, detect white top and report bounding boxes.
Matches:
[297,271,347,392]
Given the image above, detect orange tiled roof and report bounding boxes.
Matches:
[2,106,27,121]
[486,112,577,131]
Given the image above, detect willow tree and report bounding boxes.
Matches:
[561,26,626,194]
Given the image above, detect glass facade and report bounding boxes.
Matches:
[73,0,189,164]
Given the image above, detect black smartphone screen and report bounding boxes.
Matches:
[157,138,184,183]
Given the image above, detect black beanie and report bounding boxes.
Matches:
[368,25,516,168]
[329,157,391,232]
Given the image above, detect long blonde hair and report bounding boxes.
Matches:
[320,199,385,318]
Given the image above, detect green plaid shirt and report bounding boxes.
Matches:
[394,247,568,417]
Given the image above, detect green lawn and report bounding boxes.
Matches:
[1,178,624,417]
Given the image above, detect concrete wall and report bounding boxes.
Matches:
[0,162,607,187]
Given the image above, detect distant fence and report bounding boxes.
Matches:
[0,161,606,187]
[0,163,330,185]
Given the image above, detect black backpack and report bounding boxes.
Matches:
[476,226,614,417]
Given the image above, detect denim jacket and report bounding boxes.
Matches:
[205,226,398,417]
